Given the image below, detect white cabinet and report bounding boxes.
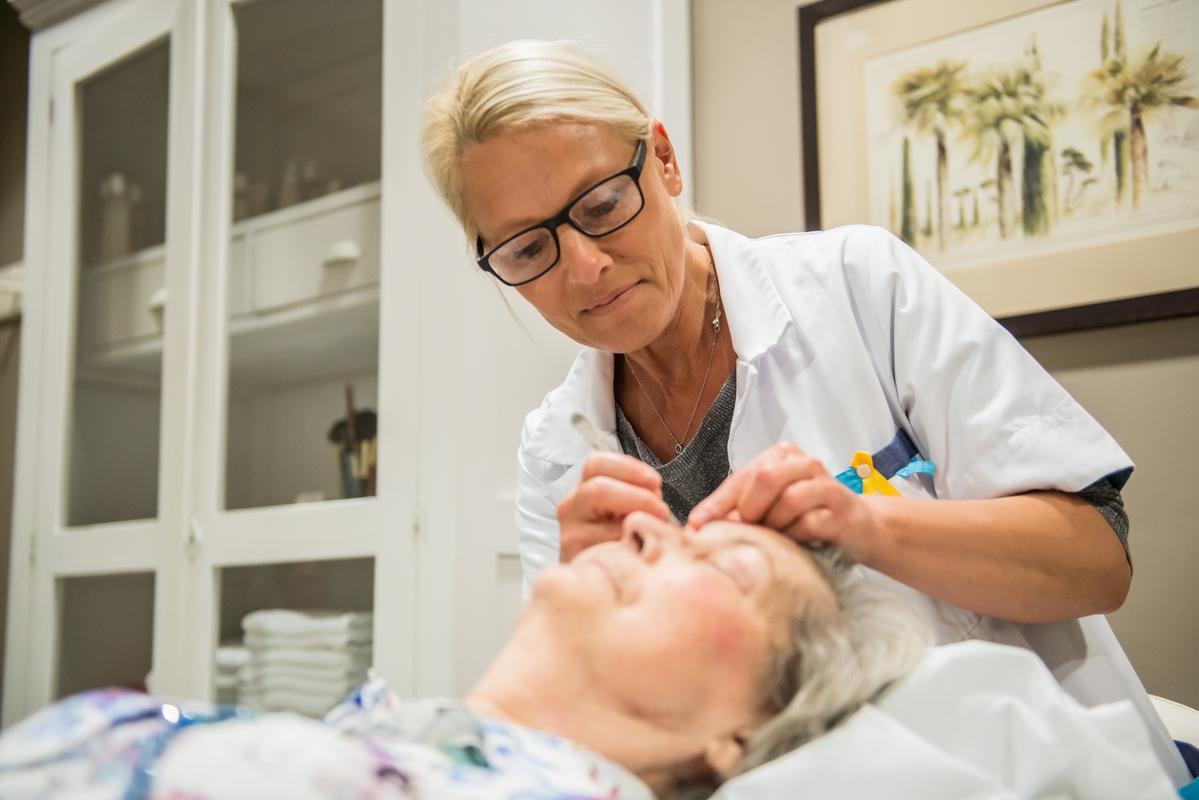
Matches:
[3,0,691,724]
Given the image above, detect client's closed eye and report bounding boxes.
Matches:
[706,548,760,594]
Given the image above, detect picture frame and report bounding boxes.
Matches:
[798,0,1199,337]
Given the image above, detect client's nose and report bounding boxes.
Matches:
[621,512,679,564]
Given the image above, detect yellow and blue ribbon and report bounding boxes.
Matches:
[835,429,935,496]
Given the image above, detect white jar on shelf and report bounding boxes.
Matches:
[97,172,132,263]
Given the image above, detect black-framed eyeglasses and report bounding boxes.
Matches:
[475,139,647,287]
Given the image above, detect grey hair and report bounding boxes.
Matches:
[664,547,930,799]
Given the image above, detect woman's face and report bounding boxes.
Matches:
[461,122,688,353]
[529,514,834,747]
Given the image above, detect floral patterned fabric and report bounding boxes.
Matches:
[0,675,653,799]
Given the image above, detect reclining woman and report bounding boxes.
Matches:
[0,515,923,799]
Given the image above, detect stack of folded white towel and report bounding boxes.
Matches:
[236,609,373,717]
[213,643,250,705]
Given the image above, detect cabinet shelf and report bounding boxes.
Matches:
[216,557,374,714]
[78,182,381,389]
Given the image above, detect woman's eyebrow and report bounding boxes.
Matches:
[490,158,628,240]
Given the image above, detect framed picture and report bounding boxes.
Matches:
[799,0,1199,336]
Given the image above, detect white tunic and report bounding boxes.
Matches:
[512,222,1187,784]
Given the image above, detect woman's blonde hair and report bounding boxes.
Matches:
[421,40,653,243]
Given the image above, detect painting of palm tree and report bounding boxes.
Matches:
[958,64,1056,240]
[1060,146,1095,210]
[892,60,967,248]
[864,0,1198,269]
[1084,42,1199,209]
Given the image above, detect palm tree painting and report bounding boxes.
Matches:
[1084,42,1199,209]
[1060,146,1096,210]
[864,0,1197,269]
[893,60,967,249]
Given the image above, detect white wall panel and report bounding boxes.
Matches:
[414,0,693,695]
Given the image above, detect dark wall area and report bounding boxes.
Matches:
[0,1,28,723]
[1,2,30,266]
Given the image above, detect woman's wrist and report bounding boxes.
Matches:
[854,494,903,569]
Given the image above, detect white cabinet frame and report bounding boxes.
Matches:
[175,0,421,701]
[4,0,198,722]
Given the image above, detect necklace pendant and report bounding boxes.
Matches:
[674,442,684,455]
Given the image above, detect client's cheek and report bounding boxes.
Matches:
[672,575,757,662]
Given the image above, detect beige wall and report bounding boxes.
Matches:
[691,0,814,237]
[1023,317,1199,709]
[692,0,1199,708]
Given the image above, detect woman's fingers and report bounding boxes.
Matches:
[689,442,882,560]
[557,472,670,562]
[581,452,662,491]
[689,442,821,526]
[689,443,797,525]
[793,507,836,541]
[770,479,881,560]
[568,476,671,522]
[688,471,748,527]
[762,478,845,538]
[734,456,826,523]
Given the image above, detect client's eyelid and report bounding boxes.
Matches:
[706,549,757,594]
[688,533,769,594]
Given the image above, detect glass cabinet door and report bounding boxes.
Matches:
[66,40,171,527]
[222,0,383,510]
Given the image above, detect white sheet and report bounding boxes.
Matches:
[716,641,1177,799]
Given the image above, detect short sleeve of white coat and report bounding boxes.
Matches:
[514,404,562,599]
[843,226,1132,498]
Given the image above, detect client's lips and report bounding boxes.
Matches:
[584,281,639,315]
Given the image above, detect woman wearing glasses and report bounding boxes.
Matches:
[418,40,1190,780]
[419,41,1192,781]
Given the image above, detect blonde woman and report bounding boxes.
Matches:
[422,39,1133,620]
[419,40,1188,783]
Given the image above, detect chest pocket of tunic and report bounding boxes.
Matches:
[835,429,936,496]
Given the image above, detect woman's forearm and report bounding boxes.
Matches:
[862,490,1131,624]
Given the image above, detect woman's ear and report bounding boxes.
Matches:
[702,734,747,778]
[650,118,683,197]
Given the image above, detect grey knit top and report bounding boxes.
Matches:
[616,374,737,524]
[615,370,1129,559]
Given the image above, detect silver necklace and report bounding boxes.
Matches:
[626,249,723,456]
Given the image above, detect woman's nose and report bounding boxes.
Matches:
[557,226,610,285]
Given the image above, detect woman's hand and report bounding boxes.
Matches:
[557,453,671,563]
[688,442,882,561]
[690,443,1130,622]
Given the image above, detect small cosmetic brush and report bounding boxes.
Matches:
[570,413,681,525]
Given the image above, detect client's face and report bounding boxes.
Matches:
[530,512,833,752]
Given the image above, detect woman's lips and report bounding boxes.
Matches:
[584,281,639,316]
